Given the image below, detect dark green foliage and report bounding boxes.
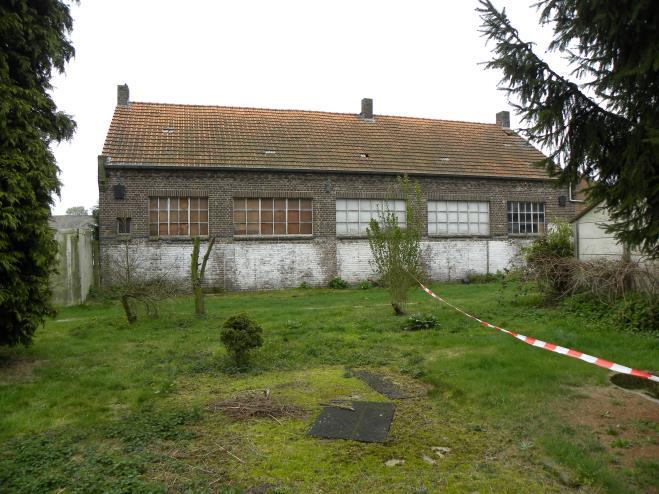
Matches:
[402,313,440,331]
[612,295,659,335]
[328,277,349,289]
[358,281,374,290]
[0,431,163,494]
[0,0,76,346]
[478,0,658,256]
[220,313,263,366]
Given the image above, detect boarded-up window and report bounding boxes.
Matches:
[233,198,312,236]
[149,197,209,236]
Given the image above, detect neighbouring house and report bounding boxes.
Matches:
[97,84,575,290]
[571,202,635,261]
[49,215,97,305]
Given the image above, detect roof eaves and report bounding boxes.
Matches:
[105,161,558,182]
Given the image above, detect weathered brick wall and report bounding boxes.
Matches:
[99,167,574,289]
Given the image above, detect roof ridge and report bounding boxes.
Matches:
[124,101,503,128]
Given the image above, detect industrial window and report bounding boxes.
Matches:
[148,197,209,236]
[233,198,312,236]
[507,201,545,234]
[428,201,489,235]
[335,199,406,236]
[117,217,131,234]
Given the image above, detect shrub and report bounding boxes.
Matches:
[612,295,659,334]
[328,277,349,289]
[522,221,575,301]
[220,313,263,367]
[402,313,440,331]
[298,281,310,289]
[367,176,425,315]
[358,281,374,290]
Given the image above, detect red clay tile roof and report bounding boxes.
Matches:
[102,102,552,180]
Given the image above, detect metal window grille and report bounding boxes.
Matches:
[507,201,545,234]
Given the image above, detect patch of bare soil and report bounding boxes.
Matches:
[555,385,659,469]
[0,356,44,385]
[208,389,308,421]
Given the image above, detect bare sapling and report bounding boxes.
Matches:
[191,236,216,315]
[110,240,176,324]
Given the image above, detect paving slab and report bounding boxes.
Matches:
[308,401,396,443]
[352,370,412,399]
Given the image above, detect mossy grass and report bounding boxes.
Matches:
[1,283,656,492]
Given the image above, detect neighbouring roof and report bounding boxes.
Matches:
[102,102,552,180]
[50,215,95,231]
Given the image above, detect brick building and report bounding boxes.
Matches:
[98,84,575,290]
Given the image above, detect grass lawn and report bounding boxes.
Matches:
[0,282,657,493]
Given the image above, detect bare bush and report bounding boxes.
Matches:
[570,258,657,304]
[107,241,177,324]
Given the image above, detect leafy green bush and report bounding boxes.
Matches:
[298,281,310,289]
[328,277,349,289]
[612,295,659,334]
[402,313,440,331]
[358,281,374,290]
[220,313,264,367]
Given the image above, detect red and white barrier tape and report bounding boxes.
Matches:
[417,281,659,383]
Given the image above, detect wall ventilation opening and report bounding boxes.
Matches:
[265,150,276,156]
[162,127,175,134]
[359,153,369,158]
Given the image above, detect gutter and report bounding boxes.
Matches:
[569,183,586,203]
[103,162,559,183]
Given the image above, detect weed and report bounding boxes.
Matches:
[402,313,440,331]
[328,277,349,289]
[610,438,633,449]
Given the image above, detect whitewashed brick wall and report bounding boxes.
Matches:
[102,238,531,290]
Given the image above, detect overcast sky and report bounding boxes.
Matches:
[50,0,564,215]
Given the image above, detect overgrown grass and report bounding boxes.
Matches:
[1,283,657,492]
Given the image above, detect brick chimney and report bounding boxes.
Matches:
[496,110,510,128]
[117,84,129,106]
[360,98,373,119]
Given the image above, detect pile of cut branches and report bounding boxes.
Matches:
[209,389,307,421]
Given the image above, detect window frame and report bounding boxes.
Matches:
[335,198,406,237]
[116,216,131,234]
[232,197,313,237]
[427,200,490,237]
[507,201,546,235]
[148,196,209,237]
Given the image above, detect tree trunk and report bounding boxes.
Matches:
[121,295,137,324]
[194,286,204,316]
[392,302,405,316]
